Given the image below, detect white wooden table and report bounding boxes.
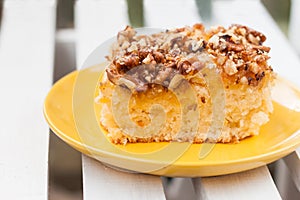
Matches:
[0,0,299,199]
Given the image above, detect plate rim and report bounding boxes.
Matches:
[44,70,300,168]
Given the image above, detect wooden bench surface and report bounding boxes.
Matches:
[0,0,299,199]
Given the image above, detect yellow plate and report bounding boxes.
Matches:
[44,65,300,177]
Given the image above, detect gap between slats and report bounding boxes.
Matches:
[47,1,83,200]
[0,1,3,29]
[282,150,300,192]
[273,159,299,200]
[48,29,83,200]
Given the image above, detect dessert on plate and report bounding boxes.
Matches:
[96,24,275,144]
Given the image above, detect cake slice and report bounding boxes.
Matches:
[96,24,274,144]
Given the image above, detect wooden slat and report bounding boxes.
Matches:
[282,148,300,192]
[207,0,300,195]
[144,0,201,28]
[75,0,129,66]
[75,1,165,199]
[289,0,300,55]
[82,156,165,200]
[192,0,299,198]
[142,2,203,199]
[211,0,300,194]
[0,0,56,199]
[193,167,281,200]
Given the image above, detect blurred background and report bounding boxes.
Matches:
[0,0,297,199]
[54,0,292,32]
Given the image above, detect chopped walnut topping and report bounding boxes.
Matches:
[142,54,153,64]
[240,76,248,85]
[224,59,238,75]
[106,24,273,91]
[205,24,272,86]
[248,34,260,45]
[250,63,260,74]
[217,56,227,65]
